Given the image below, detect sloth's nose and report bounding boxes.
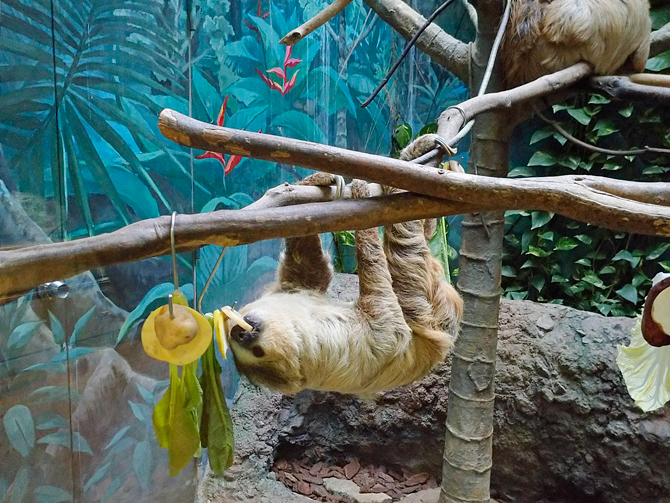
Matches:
[230,314,261,347]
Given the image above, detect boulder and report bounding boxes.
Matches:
[199,274,670,503]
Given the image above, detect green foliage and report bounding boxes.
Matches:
[332,231,357,274]
[199,342,235,474]
[505,95,670,316]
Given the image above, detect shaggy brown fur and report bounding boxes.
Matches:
[230,170,463,397]
[501,0,651,88]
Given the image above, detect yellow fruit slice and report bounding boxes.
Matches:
[213,309,229,359]
[221,306,253,332]
[142,297,212,365]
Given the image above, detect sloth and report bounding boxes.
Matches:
[500,0,651,88]
[229,173,463,397]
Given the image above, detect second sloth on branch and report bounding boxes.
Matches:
[500,0,651,88]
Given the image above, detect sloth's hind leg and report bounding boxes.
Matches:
[382,185,462,339]
[350,180,410,345]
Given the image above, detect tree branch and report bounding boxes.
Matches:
[363,0,470,82]
[157,109,670,223]
[4,107,670,303]
[589,75,670,104]
[650,22,670,58]
[0,191,479,304]
[280,0,353,45]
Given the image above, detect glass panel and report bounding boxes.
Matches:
[48,0,198,500]
[0,0,77,501]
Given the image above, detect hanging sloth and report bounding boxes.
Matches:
[228,173,463,397]
[500,0,651,87]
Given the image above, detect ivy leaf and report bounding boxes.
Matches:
[648,242,670,260]
[616,284,639,304]
[501,265,516,278]
[554,237,579,251]
[612,250,641,268]
[567,108,592,125]
[593,120,617,137]
[581,272,605,289]
[531,211,554,229]
[528,151,556,166]
[530,275,546,292]
[529,129,553,145]
[588,94,610,105]
[508,166,536,178]
[645,50,670,72]
[527,246,551,258]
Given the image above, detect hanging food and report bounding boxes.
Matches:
[641,273,670,347]
[142,291,213,365]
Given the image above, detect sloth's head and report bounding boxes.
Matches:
[228,297,306,394]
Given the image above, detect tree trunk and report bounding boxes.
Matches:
[440,1,514,501]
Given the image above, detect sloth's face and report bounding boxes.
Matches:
[228,301,305,394]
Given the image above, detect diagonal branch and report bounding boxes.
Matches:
[4,108,670,302]
[363,0,469,82]
[0,192,480,304]
[157,109,670,222]
[650,22,670,58]
[280,0,353,45]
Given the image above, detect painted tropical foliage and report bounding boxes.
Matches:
[0,0,472,500]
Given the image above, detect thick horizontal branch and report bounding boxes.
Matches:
[0,191,480,304]
[159,109,670,234]
[363,0,469,82]
[280,0,353,45]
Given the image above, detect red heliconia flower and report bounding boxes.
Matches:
[244,0,270,39]
[195,96,260,176]
[256,45,302,96]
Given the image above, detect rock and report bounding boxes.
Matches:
[344,460,361,479]
[370,482,388,492]
[397,488,440,503]
[324,477,361,499]
[354,493,392,503]
[197,274,670,503]
[296,480,311,495]
[403,473,429,486]
[272,276,670,503]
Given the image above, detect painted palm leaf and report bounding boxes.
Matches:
[0,0,189,237]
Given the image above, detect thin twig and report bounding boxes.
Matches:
[535,107,670,156]
[361,0,457,108]
[363,0,469,81]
